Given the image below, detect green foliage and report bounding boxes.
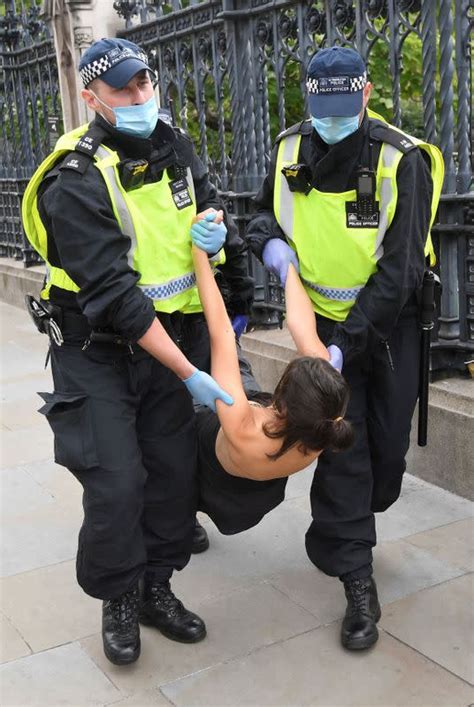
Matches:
[367,31,426,137]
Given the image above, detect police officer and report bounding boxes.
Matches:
[22,38,253,666]
[247,46,443,650]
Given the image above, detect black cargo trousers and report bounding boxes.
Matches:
[305,311,421,580]
[40,312,199,600]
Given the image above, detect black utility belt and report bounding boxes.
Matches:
[25,297,134,351]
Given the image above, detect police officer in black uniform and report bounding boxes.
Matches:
[23,38,253,666]
[247,47,438,651]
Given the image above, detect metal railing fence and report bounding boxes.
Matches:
[116,0,473,371]
[0,0,472,372]
[0,0,61,264]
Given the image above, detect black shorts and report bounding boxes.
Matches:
[196,407,287,534]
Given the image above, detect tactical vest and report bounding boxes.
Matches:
[22,123,225,315]
[273,115,444,321]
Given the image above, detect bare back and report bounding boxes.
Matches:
[191,242,323,483]
[214,405,320,481]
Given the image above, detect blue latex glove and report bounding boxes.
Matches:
[328,344,343,372]
[183,369,234,412]
[190,211,227,254]
[232,315,248,340]
[262,238,299,287]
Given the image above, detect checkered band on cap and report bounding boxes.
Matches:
[79,48,149,87]
[306,72,367,95]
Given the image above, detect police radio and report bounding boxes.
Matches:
[356,169,376,218]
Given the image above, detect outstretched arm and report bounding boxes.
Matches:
[192,226,254,435]
[285,264,329,360]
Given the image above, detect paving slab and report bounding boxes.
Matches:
[268,536,466,625]
[0,421,53,469]
[1,300,474,706]
[1,500,81,577]
[0,337,50,381]
[104,688,172,706]
[404,517,474,572]
[283,462,315,500]
[0,396,47,431]
[1,560,98,653]
[0,613,31,664]
[81,582,319,695]
[381,573,474,685]
[160,623,474,706]
[1,465,55,516]
[0,642,121,706]
[172,496,311,607]
[375,479,473,542]
[21,457,83,507]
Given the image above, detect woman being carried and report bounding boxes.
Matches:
[193,211,353,535]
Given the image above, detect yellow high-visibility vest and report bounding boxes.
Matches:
[22,123,225,314]
[273,117,444,321]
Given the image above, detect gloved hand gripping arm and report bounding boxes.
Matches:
[262,238,300,287]
[190,210,227,254]
[137,316,233,412]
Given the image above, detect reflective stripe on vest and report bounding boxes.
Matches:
[302,280,364,302]
[373,143,400,261]
[139,272,196,300]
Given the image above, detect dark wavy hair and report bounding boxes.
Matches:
[258,356,353,461]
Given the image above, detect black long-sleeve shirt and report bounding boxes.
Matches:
[38,114,254,343]
[246,113,433,363]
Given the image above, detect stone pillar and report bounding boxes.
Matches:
[45,0,124,130]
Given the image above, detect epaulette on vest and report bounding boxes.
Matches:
[369,119,417,154]
[276,119,312,143]
[58,124,108,176]
[172,128,194,167]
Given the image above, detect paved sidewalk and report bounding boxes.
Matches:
[1,301,473,707]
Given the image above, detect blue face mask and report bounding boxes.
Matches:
[311,115,360,145]
[92,92,158,139]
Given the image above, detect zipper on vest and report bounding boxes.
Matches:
[382,340,395,371]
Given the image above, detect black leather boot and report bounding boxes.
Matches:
[139,579,206,643]
[341,576,381,650]
[191,518,209,554]
[102,587,140,665]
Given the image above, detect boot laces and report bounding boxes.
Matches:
[346,579,370,614]
[107,588,139,628]
[150,581,185,617]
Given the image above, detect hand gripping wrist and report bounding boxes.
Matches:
[190,211,227,254]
